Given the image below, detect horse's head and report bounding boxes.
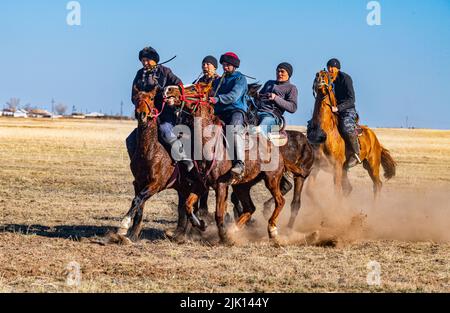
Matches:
[163,85,183,106]
[313,70,334,98]
[133,87,159,126]
[307,70,338,144]
[163,83,216,122]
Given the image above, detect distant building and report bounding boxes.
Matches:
[85,112,105,118]
[28,109,53,118]
[1,108,28,118]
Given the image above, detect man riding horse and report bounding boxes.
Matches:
[127,46,194,173]
[210,52,248,178]
[326,58,362,168]
[256,62,298,138]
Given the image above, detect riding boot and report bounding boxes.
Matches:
[346,133,362,169]
[280,174,293,195]
[231,132,245,177]
[168,138,194,172]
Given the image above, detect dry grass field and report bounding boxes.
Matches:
[0,117,449,292]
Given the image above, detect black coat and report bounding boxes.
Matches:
[131,65,182,121]
[333,71,355,112]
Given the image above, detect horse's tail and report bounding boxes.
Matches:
[380,146,396,180]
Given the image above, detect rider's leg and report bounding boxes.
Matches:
[159,121,194,172]
[339,108,361,168]
[257,112,279,139]
[125,128,138,160]
[229,111,246,176]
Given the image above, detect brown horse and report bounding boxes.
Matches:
[116,88,206,243]
[164,84,317,244]
[246,83,315,228]
[307,70,396,198]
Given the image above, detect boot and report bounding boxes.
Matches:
[280,174,293,195]
[231,132,245,177]
[346,133,362,169]
[169,139,194,172]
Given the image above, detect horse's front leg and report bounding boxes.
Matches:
[117,183,158,239]
[333,162,344,200]
[215,183,230,244]
[185,192,207,232]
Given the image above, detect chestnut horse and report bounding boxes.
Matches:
[307,70,396,198]
[116,88,206,242]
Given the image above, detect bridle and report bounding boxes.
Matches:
[313,71,337,112]
[137,94,162,123]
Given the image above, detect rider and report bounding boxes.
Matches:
[194,55,220,85]
[326,58,361,168]
[257,62,298,138]
[127,46,194,172]
[210,52,248,177]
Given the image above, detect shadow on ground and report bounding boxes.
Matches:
[0,224,166,241]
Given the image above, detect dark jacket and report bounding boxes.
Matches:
[333,71,355,112]
[131,65,182,121]
[258,80,298,119]
[212,71,248,117]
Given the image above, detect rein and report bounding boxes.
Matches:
[193,123,222,187]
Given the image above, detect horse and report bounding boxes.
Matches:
[307,70,396,199]
[115,88,207,243]
[164,84,318,245]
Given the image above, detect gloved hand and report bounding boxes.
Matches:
[209,97,218,105]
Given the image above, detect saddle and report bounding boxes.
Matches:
[248,125,288,147]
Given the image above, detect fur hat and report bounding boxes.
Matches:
[219,52,240,68]
[139,47,160,63]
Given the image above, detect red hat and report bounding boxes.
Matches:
[220,52,240,68]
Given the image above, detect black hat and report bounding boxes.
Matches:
[327,58,341,69]
[277,62,293,77]
[139,47,160,63]
[202,55,218,69]
[219,52,240,68]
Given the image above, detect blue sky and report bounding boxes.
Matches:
[1,0,449,129]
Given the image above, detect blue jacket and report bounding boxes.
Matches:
[212,71,248,117]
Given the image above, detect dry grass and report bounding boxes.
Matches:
[0,117,449,292]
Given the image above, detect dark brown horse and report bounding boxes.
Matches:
[246,83,315,228]
[307,70,396,198]
[164,84,317,244]
[116,88,206,243]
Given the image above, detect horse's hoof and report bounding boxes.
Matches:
[270,236,283,248]
[128,233,140,243]
[116,234,133,245]
[304,230,320,246]
[198,220,207,232]
[268,225,278,239]
[116,227,128,237]
[220,235,235,247]
[166,228,186,242]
